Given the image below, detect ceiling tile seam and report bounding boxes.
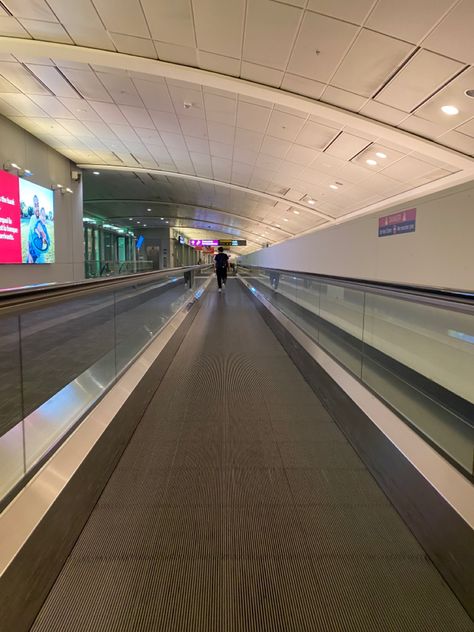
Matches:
[0,1,12,16]
[51,66,86,100]
[135,0,156,45]
[238,0,249,77]
[276,0,309,78]
[89,0,119,52]
[409,63,470,115]
[417,0,464,49]
[317,20,365,99]
[187,0,199,50]
[369,45,420,102]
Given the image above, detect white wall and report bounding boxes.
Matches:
[0,115,84,289]
[243,181,474,291]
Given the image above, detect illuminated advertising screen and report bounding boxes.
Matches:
[0,170,55,264]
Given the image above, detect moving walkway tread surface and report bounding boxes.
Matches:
[30,279,473,632]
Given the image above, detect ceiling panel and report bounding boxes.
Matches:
[0,61,50,94]
[109,33,157,59]
[321,86,367,112]
[0,93,48,116]
[243,0,301,70]
[20,20,73,44]
[331,29,414,97]
[3,0,56,21]
[422,0,474,65]
[60,67,113,101]
[307,0,374,24]
[120,106,155,129]
[155,41,197,66]
[240,61,283,87]
[133,79,174,111]
[89,101,128,124]
[198,51,240,77]
[414,67,474,127]
[324,132,370,160]
[359,100,407,125]
[287,11,357,83]
[266,109,306,142]
[193,0,245,58]
[295,120,339,149]
[376,50,464,113]
[280,73,325,100]
[97,72,142,106]
[46,0,115,50]
[93,0,149,38]
[366,0,456,44]
[0,16,30,37]
[141,0,195,48]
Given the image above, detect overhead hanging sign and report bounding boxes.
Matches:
[378,208,416,237]
[188,239,246,247]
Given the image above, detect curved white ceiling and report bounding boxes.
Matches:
[0,0,473,252]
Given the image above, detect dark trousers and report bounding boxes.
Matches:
[216,267,227,288]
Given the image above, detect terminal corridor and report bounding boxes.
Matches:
[30,279,472,632]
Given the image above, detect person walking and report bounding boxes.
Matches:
[214,246,229,292]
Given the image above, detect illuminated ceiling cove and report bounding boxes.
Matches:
[0,0,473,252]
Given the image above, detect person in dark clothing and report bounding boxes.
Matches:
[214,246,229,292]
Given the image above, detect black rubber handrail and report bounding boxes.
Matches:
[240,264,474,311]
[0,264,212,310]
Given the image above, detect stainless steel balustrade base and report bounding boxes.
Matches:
[0,286,206,632]
[240,276,474,621]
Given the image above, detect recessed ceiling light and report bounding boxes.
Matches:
[270,227,276,230]
[129,217,132,220]
[375,152,387,159]
[366,159,377,166]
[165,221,169,223]
[147,208,151,211]
[329,184,338,190]
[441,105,459,115]
[293,210,300,214]
[143,224,147,227]
[275,224,280,228]
[283,218,289,222]
[93,171,100,175]
[307,198,315,205]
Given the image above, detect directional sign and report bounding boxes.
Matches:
[218,240,247,247]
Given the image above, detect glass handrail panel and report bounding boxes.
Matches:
[0,314,22,436]
[363,293,474,405]
[0,423,24,500]
[115,273,197,372]
[19,291,116,418]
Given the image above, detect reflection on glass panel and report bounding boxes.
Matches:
[20,292,116,417]
[320,283,365,340]
[0,422,25,501]
[0,315,22,436]
[294,277,320,341]
[24,353,115,470]
[115,274,194,372]
[363,294,474,404]
[362,358,474,475]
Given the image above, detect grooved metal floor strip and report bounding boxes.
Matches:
[30,279,473,632]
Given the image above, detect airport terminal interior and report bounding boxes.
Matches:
[0,1,473,630]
